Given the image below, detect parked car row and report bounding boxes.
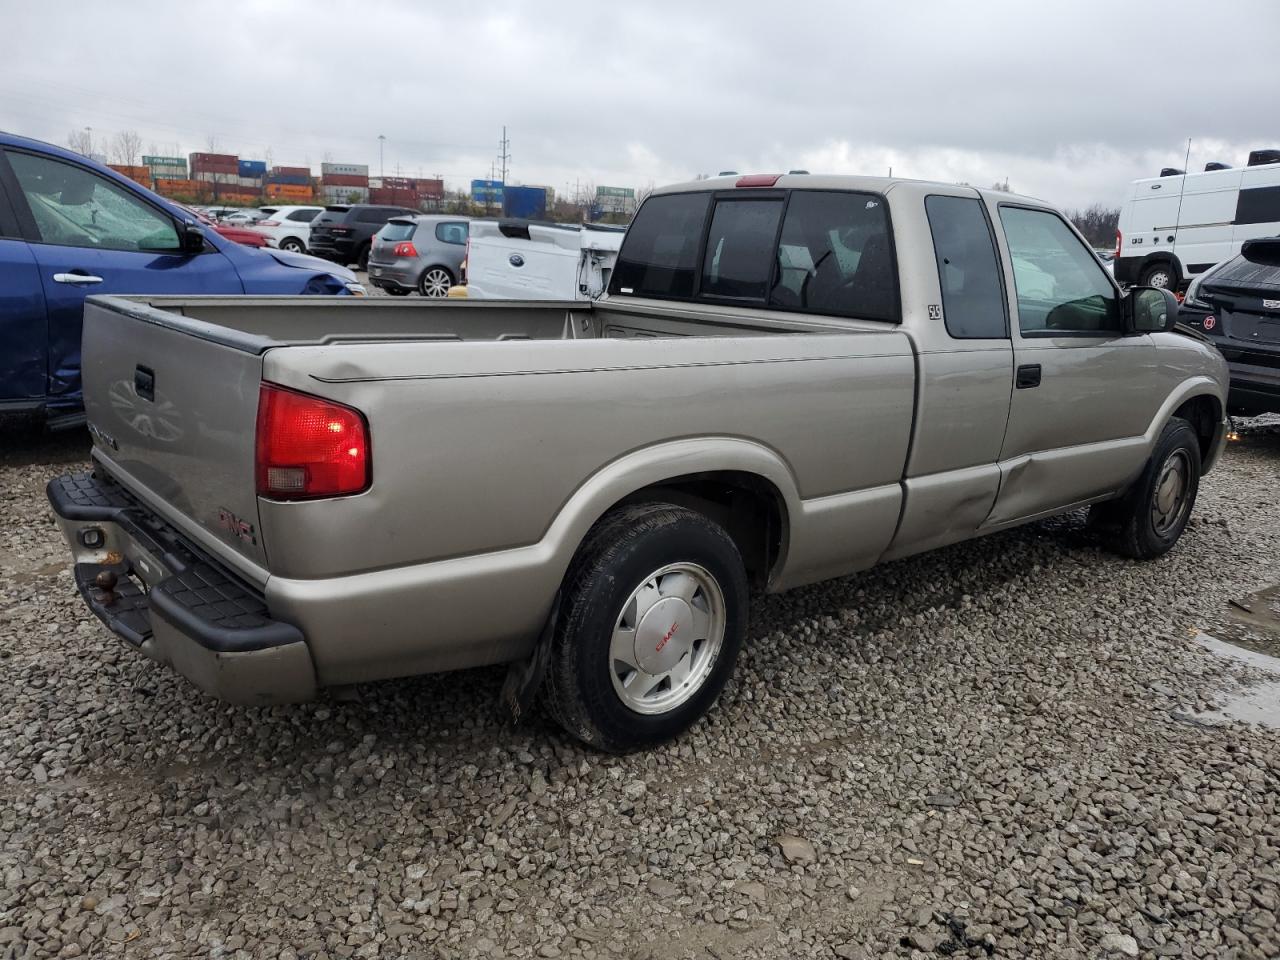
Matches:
[0,132,364,423]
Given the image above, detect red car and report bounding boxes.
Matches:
[179,206,268,248]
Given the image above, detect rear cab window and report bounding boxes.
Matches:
[610,193,710,299]
[610,188,897,321]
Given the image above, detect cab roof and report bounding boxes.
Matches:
[653,172,1047,207]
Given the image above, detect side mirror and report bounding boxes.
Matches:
[179,223,206,255]
[1124,285,1179,334]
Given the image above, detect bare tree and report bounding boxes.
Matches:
[989,179,1013,193]
[110,129,143,166]
[67,128,94,156]
[635,181,656,205]
[205,134,220,154]
[1065,204,1121,248]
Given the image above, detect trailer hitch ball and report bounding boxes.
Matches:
[94,569,118,602]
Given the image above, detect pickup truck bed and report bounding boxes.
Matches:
[67,293,913,701]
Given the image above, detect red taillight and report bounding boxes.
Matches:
[1114,229,1122,259]
[393,241,418,257]
[255,383,370,500]
[258,220,280,227]
[735,173,782,188]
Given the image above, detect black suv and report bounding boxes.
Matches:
[1179,236,1280,416]
[308,204,417,269]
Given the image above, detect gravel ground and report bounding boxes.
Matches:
[1,418,1278,960]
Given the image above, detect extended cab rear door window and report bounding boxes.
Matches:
[925,195,1007,338]
[610,192,710,299]
[769,191,897,321]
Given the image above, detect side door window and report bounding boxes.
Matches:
[999,206,1119,335]
[6,151,179,253]
[286,208,319,222]
[699,197,783,301]
[768,191,897,320]
[925,195,1007,338]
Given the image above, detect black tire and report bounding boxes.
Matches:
[1091,417,1201,559]
[279,237,306,253]
[1139,260,1177,290]
[385,287,411,297]
[418,266,454,298]
[545,503,748,752]
[355,243,371,271]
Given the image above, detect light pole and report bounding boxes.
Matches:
[378,134,386,177]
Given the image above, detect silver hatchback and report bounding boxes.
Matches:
[368,215,469,297]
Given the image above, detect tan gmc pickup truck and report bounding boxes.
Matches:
[48,174,1229,751]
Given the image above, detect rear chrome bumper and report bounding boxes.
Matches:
[47,471,317,705]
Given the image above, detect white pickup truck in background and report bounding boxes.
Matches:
[463,219,625,300]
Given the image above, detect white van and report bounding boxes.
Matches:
[1114,149,1280,290]
[463,220,625,300]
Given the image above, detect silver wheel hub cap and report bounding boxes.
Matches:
[610,563,725,715]
[1151,449,1190,535]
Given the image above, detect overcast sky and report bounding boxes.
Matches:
[2,0,1277,208]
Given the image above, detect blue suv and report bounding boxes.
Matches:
[0,132,363,424]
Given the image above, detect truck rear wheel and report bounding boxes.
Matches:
[1091,417,1201,559]
[545,503,748,752]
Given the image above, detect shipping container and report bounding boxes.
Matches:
[502,185,548,220]
[321,162,370,176]
[107,164,152,183]
[266,183,315,199]
[322,173,370,188]
[323,186,369,202]
[415,178,444,200]
[266,173,309,186]
[369,187,422,207]
[154,178,202,197]
[272,165,310,176]
[238,159,267,176]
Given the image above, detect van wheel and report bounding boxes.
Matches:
[419,267,453,297]
[1091,418,1201,559]
[1140,260,1176,289]
[280,238,305,253]
[545,503,748,752]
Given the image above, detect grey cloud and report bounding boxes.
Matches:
[1,0,1277,207]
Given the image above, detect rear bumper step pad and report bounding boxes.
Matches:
[47,471,316,704]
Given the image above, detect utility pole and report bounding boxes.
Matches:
[378,134,386,177]
[498,126,510,185]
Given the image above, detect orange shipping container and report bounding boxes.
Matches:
[155,178,200,194]
[266,183,314,199]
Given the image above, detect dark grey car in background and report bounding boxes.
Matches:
[368,215,469,297]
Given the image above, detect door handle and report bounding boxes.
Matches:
[53,272,104,285]
[1016,364,1042,389]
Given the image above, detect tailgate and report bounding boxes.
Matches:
[80,296,269,573]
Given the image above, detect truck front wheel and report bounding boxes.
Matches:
[545,503,748,752]
[1091,418,1201,559]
